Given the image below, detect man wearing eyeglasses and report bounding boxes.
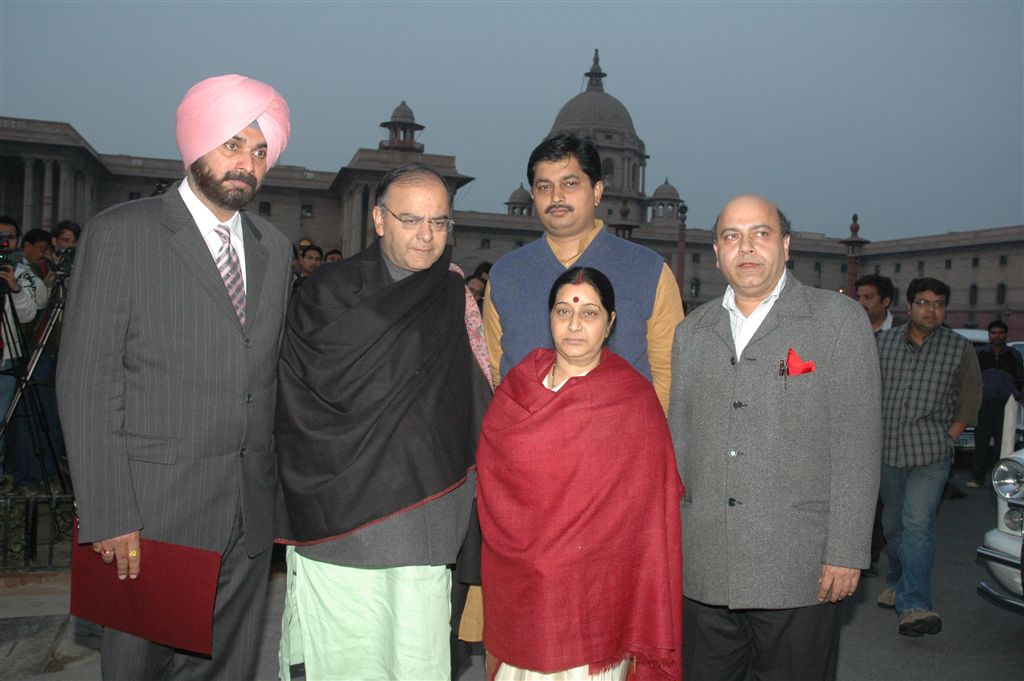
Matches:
[274,163,492,680]
[875,277,981,636]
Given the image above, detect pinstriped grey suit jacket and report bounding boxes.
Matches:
[57,184,293,557]
[668,275,882,609]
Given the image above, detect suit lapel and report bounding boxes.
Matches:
[241,213,269,332]
[746,275,812,350]
[162,187,245,330]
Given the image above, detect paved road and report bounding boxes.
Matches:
[2,466,1021,680]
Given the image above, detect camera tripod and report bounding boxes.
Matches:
[0,257,73,496]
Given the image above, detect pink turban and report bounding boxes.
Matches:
[175,74,291,169]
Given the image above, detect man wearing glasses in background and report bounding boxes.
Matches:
[875,277,981,636]
[274,163,492,680]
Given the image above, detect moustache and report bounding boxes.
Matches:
[546,204,573,214]
[221,172,257,189]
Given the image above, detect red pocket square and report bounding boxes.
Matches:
[786,347,816,376]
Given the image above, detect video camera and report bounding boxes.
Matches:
[0,237,21,293]
[53,246,77,279]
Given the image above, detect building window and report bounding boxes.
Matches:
[895,263,901,273]
[692,253,700,264]
[972,257,979,268]
[787,260,795,270]
[128,191,141,201]
[874,265,880,274]
[657,204,664,217]
[969,284,978,306]
[301,204,314,218]
[917,261,924,273]
[1000,255,1008,266]
[515,240,524,248]
[841,263,848,273]
[997,283,1007,305]
[814,262,821,273]
[480,238,490,249]
[607,209,614,216]
[259,201,271,216]
[944,259,951,269]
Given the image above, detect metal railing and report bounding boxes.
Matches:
[0,493,75,571]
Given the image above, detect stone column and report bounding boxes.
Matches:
[41,159,55,228]
[22,158,37,230]
[75,174,86,218]
[58,160,73,222]
[83,176,95,220]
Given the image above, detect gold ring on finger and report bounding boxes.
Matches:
[127,549,140,558]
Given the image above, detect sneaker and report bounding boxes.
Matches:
[965,480,983,489]
[898,609,942,636]
[877,586,896,609]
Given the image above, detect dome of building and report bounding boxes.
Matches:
[507,183,531,204]
[550,51,636,136]
[389,100,417,124]
[652,178,679,200]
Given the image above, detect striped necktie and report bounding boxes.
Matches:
[213,225,246,325]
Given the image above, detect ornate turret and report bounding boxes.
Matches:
[379,101,424,152]
[505,183,533,216]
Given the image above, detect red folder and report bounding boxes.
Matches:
[70,524,221,655]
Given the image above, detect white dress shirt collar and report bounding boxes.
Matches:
[722,269,788,359]
[178,178,247,289]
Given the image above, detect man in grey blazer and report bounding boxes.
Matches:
[668,195,881,681]
[57,74,293,680]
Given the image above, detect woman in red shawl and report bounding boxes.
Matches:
[477,267,683,681]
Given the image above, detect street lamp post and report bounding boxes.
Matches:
[839,213,869,298]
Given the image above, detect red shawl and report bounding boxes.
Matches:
[478,348,683,680]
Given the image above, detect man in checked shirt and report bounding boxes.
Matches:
[875,277,981,636]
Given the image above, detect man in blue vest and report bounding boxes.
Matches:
[482,134,683,412]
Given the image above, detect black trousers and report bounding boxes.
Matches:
[683,597,840,681]
[973,400,1006,483]
[100,507,272,681]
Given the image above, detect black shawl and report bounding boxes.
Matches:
[275,242,482,543]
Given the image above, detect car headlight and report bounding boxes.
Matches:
[1005,509,1023,531]
[992,458,1024,501]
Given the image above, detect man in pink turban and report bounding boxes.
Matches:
[58,75,294,680]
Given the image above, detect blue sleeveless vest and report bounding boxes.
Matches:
[489,228,663,380]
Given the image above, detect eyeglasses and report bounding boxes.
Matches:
[912,298,946,310]
[381,204,454,233]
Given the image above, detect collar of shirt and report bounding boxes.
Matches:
[881,310,894,331]
[545,220,604,266]
[178,178,247,289]
[722,269,788,359]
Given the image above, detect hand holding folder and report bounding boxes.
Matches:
[70,523,222,655]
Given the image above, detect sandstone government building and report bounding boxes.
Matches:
[2,52,1021,336]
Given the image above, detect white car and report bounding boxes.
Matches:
[977,396,1024,611]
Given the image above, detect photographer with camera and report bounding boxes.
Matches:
[3,222,66,490]
[0,217,44,487]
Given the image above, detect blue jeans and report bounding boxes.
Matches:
[879,459,950,614]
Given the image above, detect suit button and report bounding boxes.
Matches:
[730,357,737,365]
[246,393,254,403]
[729,449,737,457]
[240,448,247,458]
[728,498,738,507]
[245,338,253,348]
[732,401,744,409]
